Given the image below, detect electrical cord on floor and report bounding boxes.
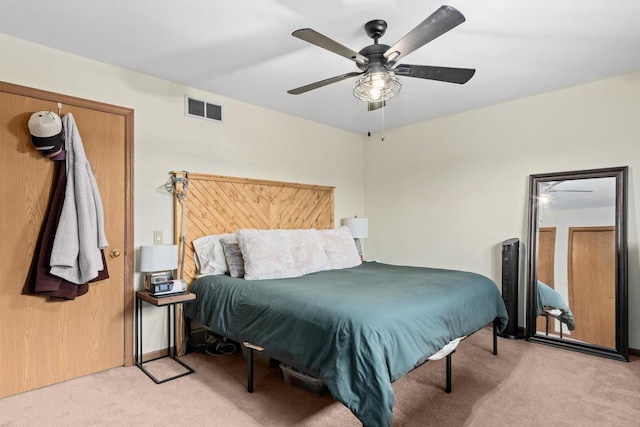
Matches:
[205,338,237,356]
[188,329,237,356]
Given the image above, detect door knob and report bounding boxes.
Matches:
[110,249,121,258]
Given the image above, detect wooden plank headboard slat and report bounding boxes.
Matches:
[172,172,335,285]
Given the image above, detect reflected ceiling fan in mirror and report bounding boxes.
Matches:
[540,181,595,206]
[287,5,475,111]
[543,182,594,193]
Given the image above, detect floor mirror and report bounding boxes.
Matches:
[526,166,628,361]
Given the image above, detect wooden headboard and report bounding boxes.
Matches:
[172,172,335,285]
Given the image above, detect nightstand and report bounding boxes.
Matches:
[135,290,196,383]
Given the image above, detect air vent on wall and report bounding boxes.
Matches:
[185,96,223,123]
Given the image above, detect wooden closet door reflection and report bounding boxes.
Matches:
[568,226,616,348]
[536,227,556,333]
[0,84,132,398]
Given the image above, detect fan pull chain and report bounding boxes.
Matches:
[380,104,385,142]
[365,103,385,142]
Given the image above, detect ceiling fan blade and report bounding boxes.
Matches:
[288,72,363,95]
[368,101,385,111]
[545,182,562,190]
[292,29,369,65]
[384,5,466,66]
[393,64,475,84]
[544,182,592,193]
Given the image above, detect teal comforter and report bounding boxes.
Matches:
[536,280,576,330]
[186,262,508,427]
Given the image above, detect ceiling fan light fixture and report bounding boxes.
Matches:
[353,70,401,102]
[539,194,551,205]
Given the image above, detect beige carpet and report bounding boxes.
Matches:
[1,327,638,426]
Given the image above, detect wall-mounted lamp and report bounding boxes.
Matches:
[342,217,369,261]
[139,244,178,290]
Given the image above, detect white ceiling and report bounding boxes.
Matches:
[541,178,616,211]
[2,0,639,135]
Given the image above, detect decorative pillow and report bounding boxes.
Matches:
[236,229,300,280]
[220,237,245,278]
[287,229,331,275]
[192,233,234,276]
[318,226,362,269]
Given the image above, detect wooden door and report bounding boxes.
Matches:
[536,227,556,333]
[568,226,616,348]
[0,82,133,398]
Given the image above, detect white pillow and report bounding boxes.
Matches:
[236,229,300,280]
[192,233,234,276]
[318,226,362,269]
[286,229,331,275]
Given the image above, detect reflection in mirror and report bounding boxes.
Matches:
[526,167,628,361]
[536,177,616,346]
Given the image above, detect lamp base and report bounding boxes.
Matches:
[354,238,364,261]
[143,271,174,290]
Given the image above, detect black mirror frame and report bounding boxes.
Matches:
[526,166,628,362]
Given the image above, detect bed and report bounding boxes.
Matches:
[536,280,576,336]
[171,172,508,427]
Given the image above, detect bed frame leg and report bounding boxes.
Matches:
[243,342,264,393]
[492,318,498,356]
[445,352,453,394]
[545,314,550,335]
[247,348,254,393]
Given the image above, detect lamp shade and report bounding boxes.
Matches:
[139,245,178,272]
[343,217,369,239]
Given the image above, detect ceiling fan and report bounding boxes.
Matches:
[540,181,594,205]
[544,182,594,193]
[287,5,475,111]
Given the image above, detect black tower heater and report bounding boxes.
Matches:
[498,238,522,339]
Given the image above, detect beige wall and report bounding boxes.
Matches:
[364,72,640,348]
[0,34,365,353]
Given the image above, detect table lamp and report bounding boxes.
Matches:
[139,244,178,290]
[343,217,369,261]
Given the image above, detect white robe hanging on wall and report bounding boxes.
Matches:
[49,113,108,284]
